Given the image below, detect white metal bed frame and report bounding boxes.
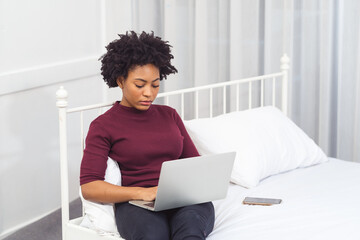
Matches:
[56,54,289,240]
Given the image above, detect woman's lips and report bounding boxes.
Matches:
[139,101,152,106]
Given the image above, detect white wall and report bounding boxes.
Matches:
[0,0,133,237]
[0,0,103,94]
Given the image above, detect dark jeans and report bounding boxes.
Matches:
[115,202,215,240]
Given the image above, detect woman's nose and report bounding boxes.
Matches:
[143,86,151,97]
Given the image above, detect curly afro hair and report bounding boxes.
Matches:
[99,31,178,88]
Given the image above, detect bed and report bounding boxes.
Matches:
[56,54,360,240]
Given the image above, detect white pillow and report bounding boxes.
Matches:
[184,106,328,188]
[80,157,122,237]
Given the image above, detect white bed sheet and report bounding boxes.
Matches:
[208,158,360,240]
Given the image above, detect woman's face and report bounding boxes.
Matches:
[117,64,160,111]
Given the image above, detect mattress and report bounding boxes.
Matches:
[208,158,360,240]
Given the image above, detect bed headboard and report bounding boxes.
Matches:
[56,54,290,239]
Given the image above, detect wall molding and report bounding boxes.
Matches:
[0,56,101,96]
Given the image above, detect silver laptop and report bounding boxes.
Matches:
[129,152,236,211]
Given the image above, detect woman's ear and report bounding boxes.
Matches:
[116,77,124,89]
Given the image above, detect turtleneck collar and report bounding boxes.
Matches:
[114,101,153,115]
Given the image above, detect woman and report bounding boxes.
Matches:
[80,31,215,240]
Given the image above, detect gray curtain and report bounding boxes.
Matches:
[107,0,360,163]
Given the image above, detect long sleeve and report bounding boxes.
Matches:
[80,121,111,185]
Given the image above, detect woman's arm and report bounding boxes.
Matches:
[81,180,157,203]
[80,120,158,204]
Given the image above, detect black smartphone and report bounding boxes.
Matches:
[243,197,282,206]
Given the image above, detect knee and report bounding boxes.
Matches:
[176,203,215,228]
[171,216,206,240]
[171,205,215,240]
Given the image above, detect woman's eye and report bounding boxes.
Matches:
[135,85,144,88]
[152,85,160,88]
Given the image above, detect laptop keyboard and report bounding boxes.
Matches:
[145,202,155,208]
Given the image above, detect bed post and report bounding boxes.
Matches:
[56,86,69,240]
[280,54,290,116]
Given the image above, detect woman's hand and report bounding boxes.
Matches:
[135,186,158,201]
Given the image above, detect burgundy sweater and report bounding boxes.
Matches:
[80,102,199,187]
